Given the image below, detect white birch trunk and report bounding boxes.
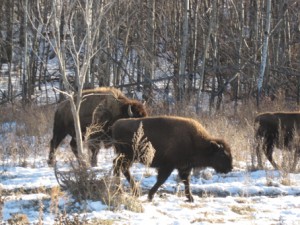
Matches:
[257,0,271,107]
[196,0,216,113]
[178,0,189,101]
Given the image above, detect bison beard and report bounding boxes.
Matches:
[48,87,147,167]
[112,116,233,202]
[255,112,300,170]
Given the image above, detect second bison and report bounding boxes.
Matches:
[112,116,233,202]
[48,87,147,167]
[255,112,300,170]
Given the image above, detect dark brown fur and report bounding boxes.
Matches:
[48,87,147,166]
[112,116,233,202]
[255,112,300,170]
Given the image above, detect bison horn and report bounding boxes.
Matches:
[128,105,134,117]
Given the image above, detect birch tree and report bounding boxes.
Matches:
[31,0,114,165]
[178,0,189,101]
[142,0,156,102]
[196,0,216,113]
[256,0,271,108]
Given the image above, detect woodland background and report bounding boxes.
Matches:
[1,1,300,224]
[0,0,299,114]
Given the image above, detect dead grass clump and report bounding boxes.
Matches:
[54,162,143,212]
[54,163,119,202]
[191,215,225,224]
[132,122,156,167]
[280,171,295,186]
[86,218,115,225]
[7,213,29,225]
[54,212,88,225]
[0,187,4,222]
[0,103,54,167]
[230,204,256,215]
[50,186,65,215]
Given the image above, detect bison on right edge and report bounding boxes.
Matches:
[112,116,233,202]
[255,112,300,170]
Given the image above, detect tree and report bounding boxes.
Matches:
[178,0,189,101]
[31,0,115,164]
[256,0,271,108]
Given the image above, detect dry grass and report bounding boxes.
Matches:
[199,104,256,169]
[0,103,53,167]
[6,213,30,225]
[230,204,256,215]
[54,160,144,213]
[132,122,156,167]
[1,95,300,224]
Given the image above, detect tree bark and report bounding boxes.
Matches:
[178,0,189,102]
[256,0,271,108]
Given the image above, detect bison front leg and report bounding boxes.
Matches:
[148,167,173,201]
[89,144,100,167]
[178,167,193,202]
[255,138,264,169]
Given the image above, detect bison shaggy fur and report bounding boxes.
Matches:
[48,87,147,166]
[112,116,233,202]
[255,112,300,170]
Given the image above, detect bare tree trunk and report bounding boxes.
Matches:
[50,0,85,162]
[196,0,216,113]
[209,1,219,114]
[257,0,271,108]
[178,0,189,102]
[190,0,199,96]
[234,0,244,114]
[143,0,155,102]
[22,0,29,102]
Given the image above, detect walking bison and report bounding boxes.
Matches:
[255,112,300,170]
[48,87,147,167]
[112,116,233,202]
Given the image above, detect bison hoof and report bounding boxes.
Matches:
[187,195,194,202]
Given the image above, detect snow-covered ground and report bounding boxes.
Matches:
[1,148,300,225]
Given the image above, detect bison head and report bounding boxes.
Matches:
[122,101,147,118]
[209,140,233,173]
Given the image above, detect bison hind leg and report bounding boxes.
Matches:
[113,154,138,195]
[178,167,193,202]
[148,167,173,201]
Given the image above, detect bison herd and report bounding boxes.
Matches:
[48,87,299,202]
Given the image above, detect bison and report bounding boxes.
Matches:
[48,87,147,167]
[255,112,300,170]
[112,116,233,202]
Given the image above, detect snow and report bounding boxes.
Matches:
[1,151,300,225]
